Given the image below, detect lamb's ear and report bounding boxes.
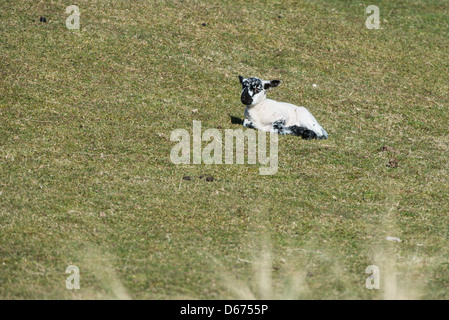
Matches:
[264,80,281,90]
[238,75,245,84]
[270,80,281,87]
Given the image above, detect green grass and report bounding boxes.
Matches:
[1,0,449,299]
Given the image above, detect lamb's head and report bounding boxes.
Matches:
[239,76,281,106]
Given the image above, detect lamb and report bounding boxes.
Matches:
[231,76,328,140]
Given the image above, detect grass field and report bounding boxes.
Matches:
[1,0,449,299]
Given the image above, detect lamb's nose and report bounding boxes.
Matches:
[241,96,252,105]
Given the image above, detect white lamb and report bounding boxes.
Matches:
[231,76,328,140]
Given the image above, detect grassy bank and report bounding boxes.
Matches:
[1,0,449,299]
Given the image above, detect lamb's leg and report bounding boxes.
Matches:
[242,119,257,129]
[286,125,318,140]
[229,115,257,129]
[271,118,319,139]
[271,118,288,134]
[229,115,271,132]
[229,115,244,125]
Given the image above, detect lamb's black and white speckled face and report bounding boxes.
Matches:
[239,76,281,106]
[239,76,265,106]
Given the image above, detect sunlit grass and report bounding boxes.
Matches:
[1,0,448,299]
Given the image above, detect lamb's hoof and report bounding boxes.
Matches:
[229,115,244,125]
[301,130,317,140]
[318,134,329,140]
